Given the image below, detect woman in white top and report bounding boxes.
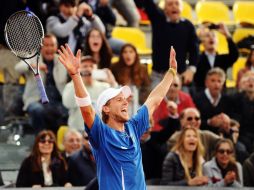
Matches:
[203,138,243,187]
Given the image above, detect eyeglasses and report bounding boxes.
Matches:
[186,116,200,121]
[217,149,233,155]
[39,139,54,144]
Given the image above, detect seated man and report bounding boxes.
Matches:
[62,55,117,131]
[15,34,68,134]
[193,67,232,134]
[62,128,83,162]
[67,132,96,186]
[153,74,195,131]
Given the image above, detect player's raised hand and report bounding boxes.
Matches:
[169,46,177,71]
[58,44,81,76]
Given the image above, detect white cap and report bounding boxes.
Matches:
[96,86,132,113]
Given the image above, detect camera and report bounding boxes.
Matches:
[92,69,108,81]
[208,23,220,30]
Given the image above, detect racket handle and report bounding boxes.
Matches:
[35,74,49,104]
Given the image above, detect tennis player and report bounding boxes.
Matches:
[58,44,177,190]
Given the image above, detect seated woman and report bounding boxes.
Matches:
[161,127,208,186]
[203,138,243,187]
[110,43,150,114]
[84,28,113,69]
[16,130,70,187]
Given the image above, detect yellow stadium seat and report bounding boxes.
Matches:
[232,28,254,54]
[233,28,254,43]
[0,69,4,83]
[195,1,233,25]
[226,57,247,88]
[159,0,194,22]
[57,125,69,152]
[112,27,152,55]
[233,1,254,26]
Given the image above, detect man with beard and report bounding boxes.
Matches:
[58,44,177,190]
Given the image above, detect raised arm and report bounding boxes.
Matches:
[58,44,95,129]
[144,47,177,117]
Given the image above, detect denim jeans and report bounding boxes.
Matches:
[110,0,140,27]
[27,101,68,134]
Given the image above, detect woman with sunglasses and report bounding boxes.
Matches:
[161,127,208,186]
[203,139,243,187]
[16,130,71,187]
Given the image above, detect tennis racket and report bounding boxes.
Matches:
[4,10,49,104]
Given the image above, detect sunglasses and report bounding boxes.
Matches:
[186,116,200,121]
[217,149,233,155]
[39,139,54,144]
[172,83,179,88]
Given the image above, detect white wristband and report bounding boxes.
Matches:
[75,95,92,107]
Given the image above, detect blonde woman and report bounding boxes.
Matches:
[161,127,208,186]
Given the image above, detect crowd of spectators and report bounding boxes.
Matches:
[1,0,254,188]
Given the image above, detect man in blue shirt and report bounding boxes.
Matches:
[58,44,177,189]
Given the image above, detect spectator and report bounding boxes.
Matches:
[16,130,70,187]
[84,28,113,69]
[141,118,180,180]
[193,68,232,134]
[62,55,117,131]
[46,0,105,52]
[111,43,150,114]
[218,119,249,164]
[166,107,220,161]
[203,139,243,187]
[231,72,254,153]
[15,34,68,134]
[153,74,195,130]
[138,0,199,87]
[161,127,208,186]
[62,129,83,162]
[67,132,96,186]
[82,0,125,54]
[243,152,254,187]
[194,23,239,90]
[237,48,254,88]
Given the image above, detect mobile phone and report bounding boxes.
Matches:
[208,23,220,30]
[92,69,108,81]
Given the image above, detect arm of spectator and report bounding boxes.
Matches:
[218,23,239,66]
[96,3,116,26]
[14,61,30,74]
[62,82,77,109]
[140,0,165,24]
[203,163,226,187]
[182,23,199,85]
[46,16,79,38]
[160,152,188,185]
[82,14,105,34]
[102,68,118,87]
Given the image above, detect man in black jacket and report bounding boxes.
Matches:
[194,23,239,90]
[137,0,199,88]
[67,132,96,186]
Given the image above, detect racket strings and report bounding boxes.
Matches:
[5,11,44,59]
